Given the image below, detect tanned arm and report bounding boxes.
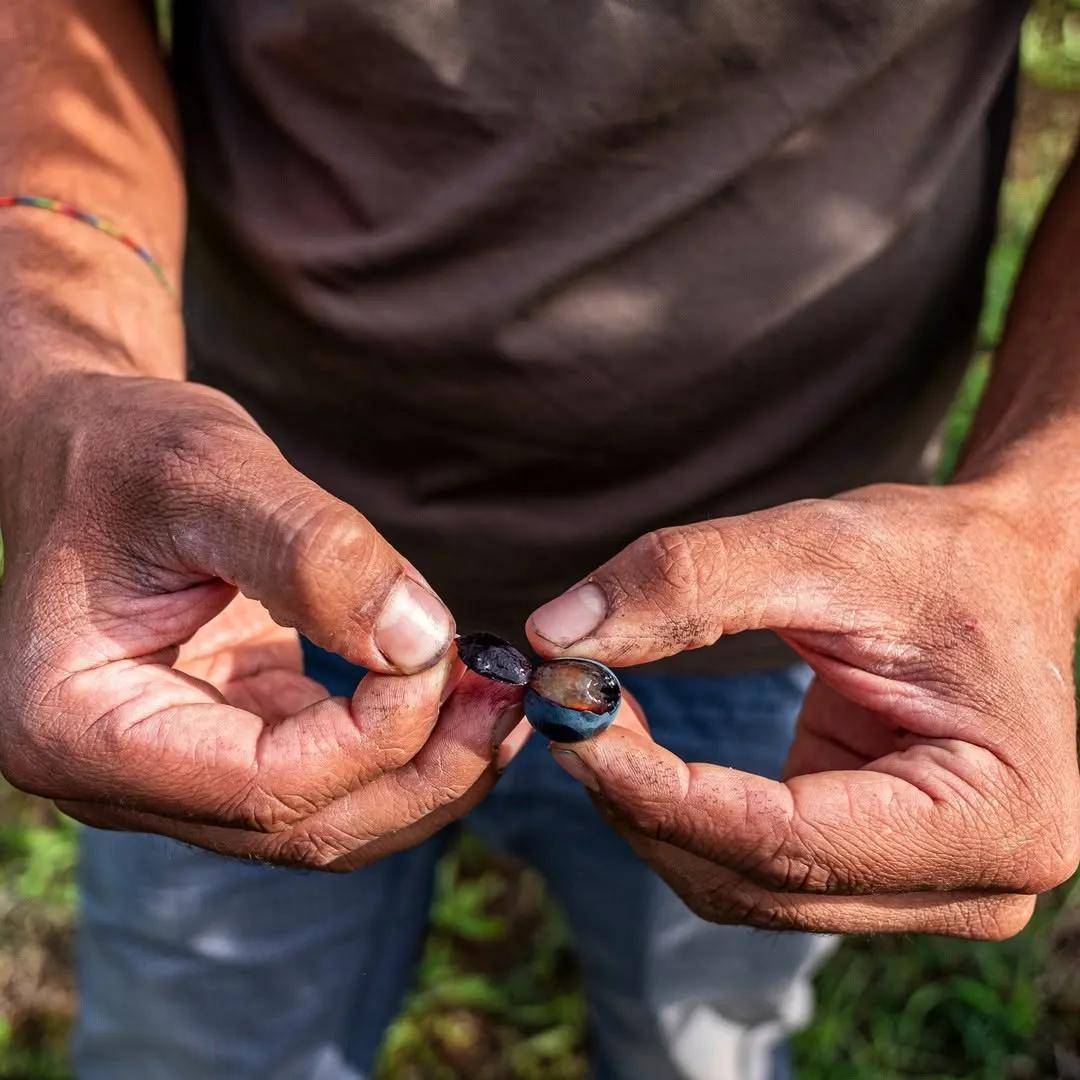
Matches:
[0,0,183,405]
[0,2,522,870]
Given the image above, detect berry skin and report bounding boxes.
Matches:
[455,632,532,684]
[524,658,621,743]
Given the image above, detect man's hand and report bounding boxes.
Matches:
[528,483,1080,938]
[0,372,523,868]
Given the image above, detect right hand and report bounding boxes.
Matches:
[0,372,524,868]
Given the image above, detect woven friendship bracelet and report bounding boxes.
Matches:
[0,195,172,292]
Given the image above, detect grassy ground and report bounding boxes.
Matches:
[0,8,1078,1078]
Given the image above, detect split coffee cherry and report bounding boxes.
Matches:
[455,633,621,743]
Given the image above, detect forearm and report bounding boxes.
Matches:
[954,147,1080,609]
[0,0,184,409]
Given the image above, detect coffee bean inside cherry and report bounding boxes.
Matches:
[527,659,620,715]
[524,657,621,742]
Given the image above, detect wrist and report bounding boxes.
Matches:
[0,212,185,513]
[951,454,1080,620]
[0,367,94,527]
[0,210,183,385]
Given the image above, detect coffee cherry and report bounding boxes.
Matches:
[455,632,622,743]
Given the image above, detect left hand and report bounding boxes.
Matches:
[527,483,1080,938]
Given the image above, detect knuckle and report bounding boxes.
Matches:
[709,881,795,930]
[616,526,723,648]
[275,834,332,870]
[353,694,440,777]
[904,591,1000,693]
[646,527,703,592]
[678,888,725,924]
[402,776,465,820]
[370,742,419,774]
[142,413,255,495]
[152,421,224,479]
[0,691,62,796]
[221,782,312,833]
[983,770,1080,894]
[286,501,353,575]
[280,497,383,615]
[607,787,680,845]
[751,850,836,894]
[366,714,441,774]
[971,808,1078,896]
[773,499,877,570]
[0,734,48,795]
[113,417,267,564]
[640,809,684,846]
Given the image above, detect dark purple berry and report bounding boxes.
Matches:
[455,632,533,685]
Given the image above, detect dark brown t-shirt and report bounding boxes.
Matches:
[172,2,1026,672]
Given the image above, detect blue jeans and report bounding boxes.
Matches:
[75,644,831,1080]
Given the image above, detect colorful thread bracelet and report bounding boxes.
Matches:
[0,195,172,293]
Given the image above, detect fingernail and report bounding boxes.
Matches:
[375,578,454,673]
[552,748,599,791]
[530,582,607,647]
[491,703,523,753]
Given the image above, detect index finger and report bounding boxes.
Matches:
[556,724,1061,897]
[25,650,460,831]
[526,503,869,667]
[60,669,525,868]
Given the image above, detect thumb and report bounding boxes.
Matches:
[527,500,867,667]
[154,419,454,674]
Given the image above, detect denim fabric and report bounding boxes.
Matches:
[75,644,831,1080]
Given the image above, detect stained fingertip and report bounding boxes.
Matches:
[491,703,525,754]
[435,669,527,763]
[451,668,528,712]
[495,719,531,772]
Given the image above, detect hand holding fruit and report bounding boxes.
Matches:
[527,484,1080,938]
[0,373,524,868]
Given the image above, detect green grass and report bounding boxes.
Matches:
[0,795,76,1080]
[1022,0,1080,92]
[0,7,1077,1078]
[376,836,588,1080]
[793,880,1079,1080]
